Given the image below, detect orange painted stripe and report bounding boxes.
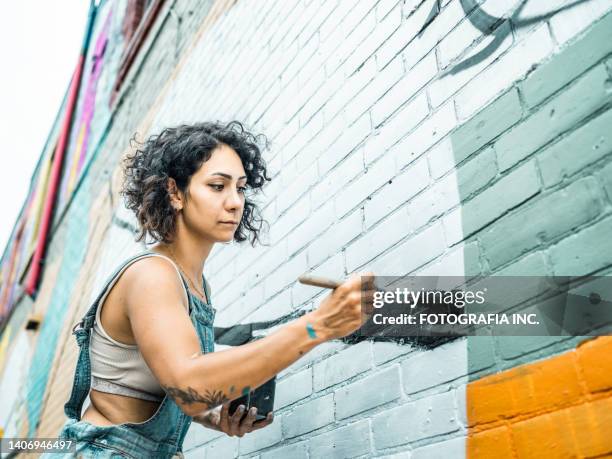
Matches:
[467,337,612,458]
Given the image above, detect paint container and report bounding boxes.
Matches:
[228,376,276,421]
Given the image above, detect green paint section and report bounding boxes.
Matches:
[455,9,612,380]
[498,64,612,171]
[521,12,612,107]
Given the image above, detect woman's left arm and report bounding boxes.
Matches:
[194,281,276,435]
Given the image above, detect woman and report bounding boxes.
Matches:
[48,121,374,458]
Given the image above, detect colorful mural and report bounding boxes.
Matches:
[0,0,610,456]
[57,8,114,211]
[0,0,129,438]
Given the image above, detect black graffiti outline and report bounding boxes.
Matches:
[419,0,594,76]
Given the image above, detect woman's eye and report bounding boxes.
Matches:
[210,184,247,194]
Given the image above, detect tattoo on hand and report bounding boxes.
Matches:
[162,385,229,409]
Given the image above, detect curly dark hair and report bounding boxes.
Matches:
[120,120,272,246]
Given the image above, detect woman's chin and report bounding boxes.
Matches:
[217,232,235,243]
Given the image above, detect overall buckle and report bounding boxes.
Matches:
[71,320,84,334]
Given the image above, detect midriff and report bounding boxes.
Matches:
[82,389,162,426]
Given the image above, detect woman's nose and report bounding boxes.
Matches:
[226,189,243,209]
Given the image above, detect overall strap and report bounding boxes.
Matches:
[201,273,211,304]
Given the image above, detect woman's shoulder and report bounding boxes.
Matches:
[116,256,189,316]
[119,253,180,285]
[107,252,178,296]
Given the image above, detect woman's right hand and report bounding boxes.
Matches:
[308,271,376,341]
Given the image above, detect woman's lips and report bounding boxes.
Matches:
[219,222,238,226]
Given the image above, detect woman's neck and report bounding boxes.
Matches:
[152,238,212,283]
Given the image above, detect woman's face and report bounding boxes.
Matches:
[180,143,247,242]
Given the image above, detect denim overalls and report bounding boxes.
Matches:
[43,251,216,458]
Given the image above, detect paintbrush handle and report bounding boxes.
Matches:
[298,274,343,289]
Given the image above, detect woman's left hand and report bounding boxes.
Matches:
[194,402,274,437]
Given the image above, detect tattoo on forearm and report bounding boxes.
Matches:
[162,385,229,409]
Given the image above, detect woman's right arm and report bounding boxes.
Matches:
[124,257,374,417]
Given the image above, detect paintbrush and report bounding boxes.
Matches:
[298,274,343,289]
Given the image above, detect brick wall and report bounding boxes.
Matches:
[163,1,610,456]
[2,0,611,456]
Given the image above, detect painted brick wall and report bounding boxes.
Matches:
[2,0,611,457]
[145,0,609,457]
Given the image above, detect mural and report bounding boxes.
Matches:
[1,0,610,455]
[212,0,608,355]
[57,9,114,210]
[0,126,59,326]
[437,0,593,75]
[0,0,131,438]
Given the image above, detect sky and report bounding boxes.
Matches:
[0,1,91,258]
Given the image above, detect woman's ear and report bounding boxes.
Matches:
[167,178,183,211]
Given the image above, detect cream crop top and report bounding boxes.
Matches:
[89,253,191,402]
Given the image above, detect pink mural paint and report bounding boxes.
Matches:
[60,9,113,205]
